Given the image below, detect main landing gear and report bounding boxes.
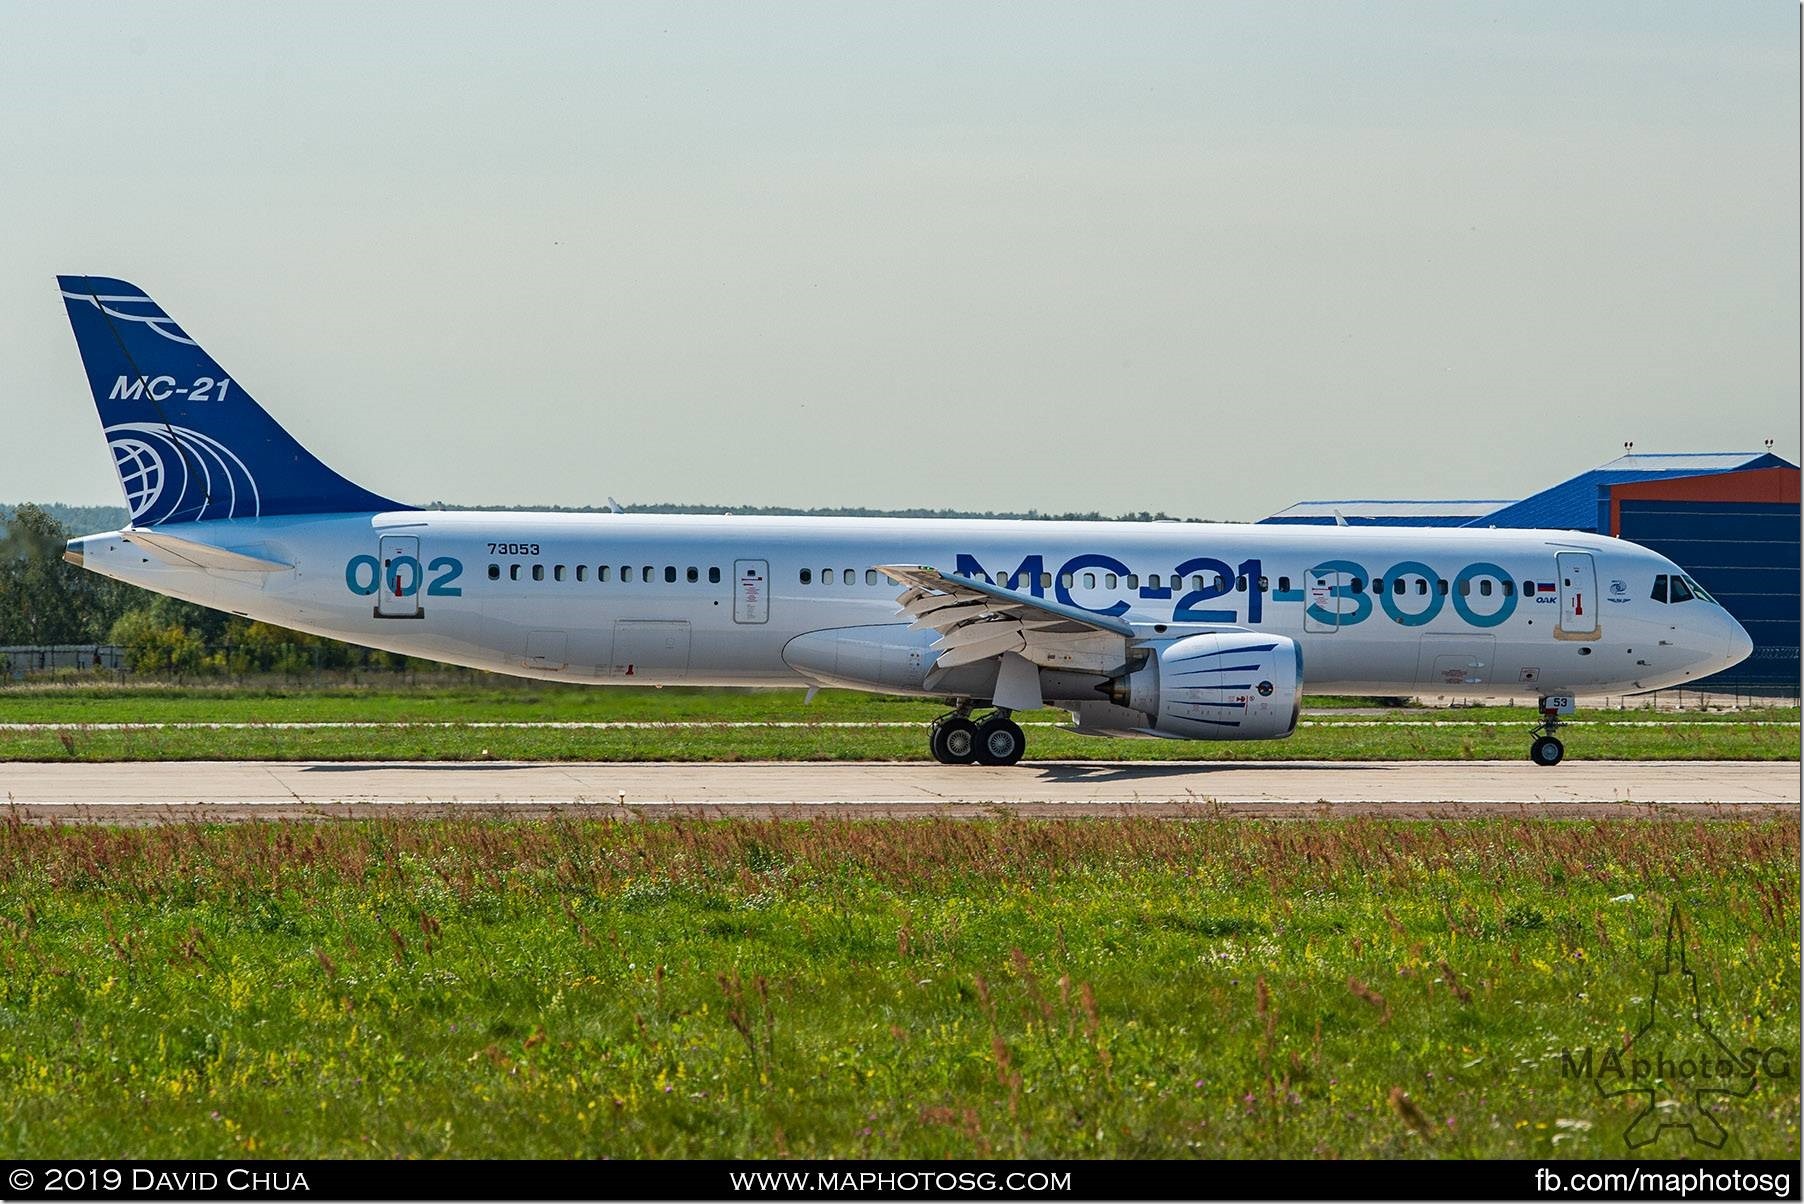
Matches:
[929,705,1026,766]
[1529,699,1565,767]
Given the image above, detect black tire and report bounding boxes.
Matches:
[975,717,1026,766]
[1530,735,1565,767]
[931,716,979,764]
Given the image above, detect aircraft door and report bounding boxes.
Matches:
[1555,552,1598,639]
[377,534,421,618]
[524,630,567,671]
[1303,570,1345,633]
[611,620,691,681]
[734,560,769,624]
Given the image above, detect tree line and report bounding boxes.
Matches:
[0,505,411,676]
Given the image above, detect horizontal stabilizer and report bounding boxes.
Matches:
[126,528,292,572]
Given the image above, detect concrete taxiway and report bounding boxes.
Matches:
[0,759,1796,822]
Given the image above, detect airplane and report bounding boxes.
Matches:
[55,276,1753,767]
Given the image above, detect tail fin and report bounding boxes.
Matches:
[57,275,405,526]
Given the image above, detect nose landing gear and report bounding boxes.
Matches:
[928,705,1026,766]
[1529,698,1566,766]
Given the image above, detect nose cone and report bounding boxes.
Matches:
[1724,617,1754,669]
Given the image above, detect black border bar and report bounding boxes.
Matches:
[0,1159,1797,1202]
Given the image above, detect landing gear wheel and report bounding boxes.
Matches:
[975,717,1026,766]
[931,716,979,764]
[1530,736,1564,767]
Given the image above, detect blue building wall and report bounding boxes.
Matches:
[1615,499,1799,694]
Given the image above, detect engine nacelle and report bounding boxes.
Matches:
[1108,632,1303,740]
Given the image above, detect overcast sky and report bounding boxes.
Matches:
[2,1,1796,522]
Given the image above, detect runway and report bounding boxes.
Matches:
[1,759,1796,822]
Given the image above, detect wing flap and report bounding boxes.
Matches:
[877,563,1134,675]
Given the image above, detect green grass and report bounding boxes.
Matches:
[0,686,1794,761]
[0,816,1794,1158]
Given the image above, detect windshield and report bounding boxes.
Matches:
[1680,575,1716,604]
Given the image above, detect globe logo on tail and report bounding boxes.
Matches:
[103,423,261,525]
[111,438,167,521]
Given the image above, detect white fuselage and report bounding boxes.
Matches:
[70,511,1750,702]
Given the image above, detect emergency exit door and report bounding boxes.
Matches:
[734,560,769,624]
[1303,570,1347,633]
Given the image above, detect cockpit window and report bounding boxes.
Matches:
[1681,575,1715,604]
[1650,576,1668,603]
[1668,575,1694,603]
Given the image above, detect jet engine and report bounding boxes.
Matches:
[1104,631,1303,740]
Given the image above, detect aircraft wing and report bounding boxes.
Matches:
[876,564,1134,672]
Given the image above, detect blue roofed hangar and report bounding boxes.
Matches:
[1261,452,1800,694]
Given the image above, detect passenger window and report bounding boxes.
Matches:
[1458,578,1470,597]
[1277,576,1290,592]
[1214,574,1228,591]
[1437,579,1448,596]
[1148,575,1161,589]
[1257,576,1269,592]
[554,565,566,582]
[800,568,812,584]
[1350,578,1364,594]
[623,566,635,583]
[841,569,852,585]
[1372,579,1383,594]
[643,565,654,582]
[487,564,500,580]
[1416,579,1427,596]
[865,569,878,586]
[1084,573,1097,588]
[1125,575,1139,589]
[576,565,586,582]
[821,568,832,585]
[532,564,545,582]
[1105,574,1118,589]
[1521,580,1533,596]
[1059,573,1073,588]
[710,567,722,584]
[1192,575,1205,590]
[1391,578,1404,596]
[1669,576,1694,603]
[599,566,611,582]
[1040,573,1051,589]
[509,564,520,581]
[1479,579,1492,597]
[1501,580,1513,597]
[1235,575,1247,592]
[687,567,698,583]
